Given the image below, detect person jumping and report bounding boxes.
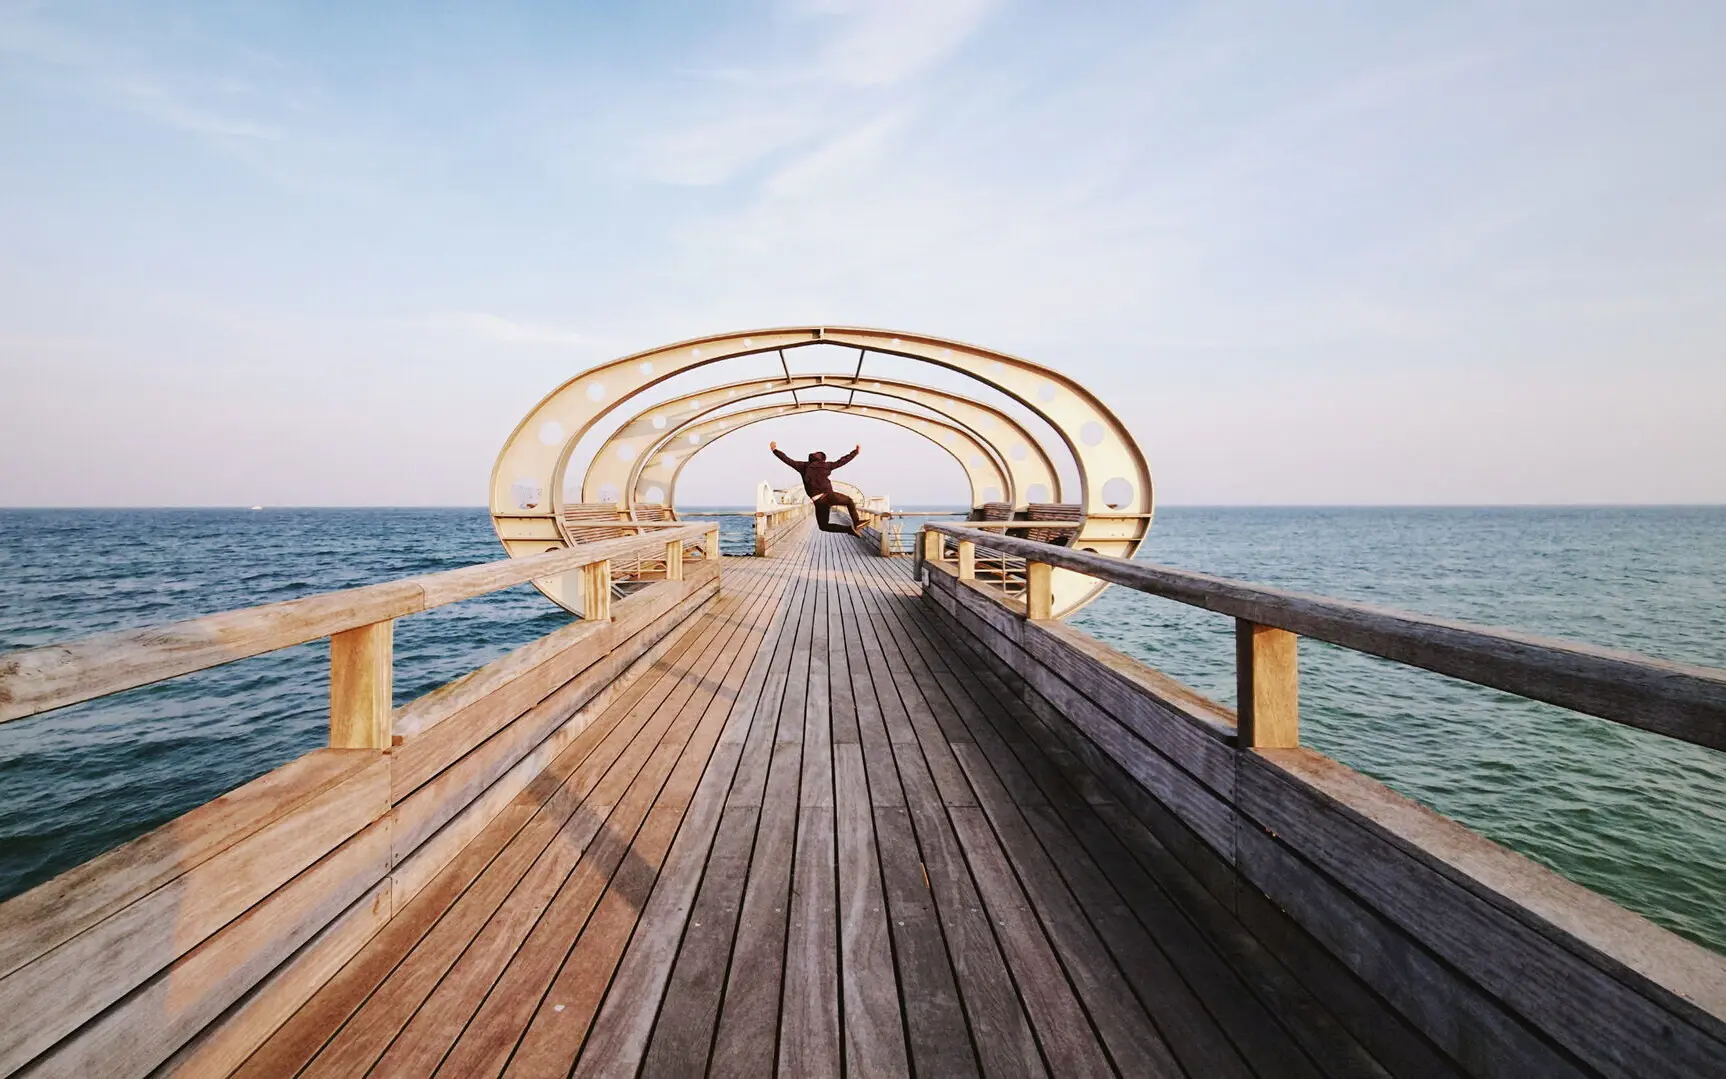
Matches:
[771,441,864,535]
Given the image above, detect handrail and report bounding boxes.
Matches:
[922,523,1726,751]
[957,520,1085,530]
[753,501,811,557]
[0,523,716,725]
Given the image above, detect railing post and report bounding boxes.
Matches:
[1237,620,1299,747]
[1025,561,1053,620]
[707,526,722,560]
[879,526,891,557]
[922,529,943,563]
[329,620,393,749]
[957,539,976,580]
[582,558,613,621]
[665,540,683,581]
[755,513,768,557]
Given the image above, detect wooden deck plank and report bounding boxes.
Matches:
[857,538,1425,1079]
[297,696,681,1076]
[834,558,907,807]
[365,556,797,1078]
[834,542,1053,1078]
[910,569,1422,1078]
[920,581,1345,1076]
[836,545,1126,1076]
[778,544,844,1077]
[952,744,1188,1078]
[706,741,801,1077]
[779,804,841,1077]
[707,543,828,1078]
[503,567,799,1077]
[843,544,1183,1076]
[872,804,983,1079]
[634,561,820,1078]
[223,528,1479,1079]
[863,557,1268,1079]
[889,728,1048,1077]
[835,743,912,1078]
[573,548,813,1077]
[636,806,761,1079]
[234,621,713,1078]
[828,552,979,1076]
[295,567,766,1076]
[800,541,835,808]
[424,556,798,1079]
[502,806,684,1077]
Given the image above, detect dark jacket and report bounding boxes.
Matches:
[773,447,857,498]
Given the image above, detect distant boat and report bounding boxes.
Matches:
[250,505,263,511]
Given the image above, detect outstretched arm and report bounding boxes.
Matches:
[830,444,860,469]
[770,441,805,474]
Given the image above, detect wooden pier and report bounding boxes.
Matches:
[1,522,1722,1077]
[229,526,1437,1079]
[2,324,1724,1077]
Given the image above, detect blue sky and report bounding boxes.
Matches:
[2,1,1722,506]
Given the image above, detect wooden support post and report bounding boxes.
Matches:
[1237,619,1299,747]
[922,529,943,563]
[1025,561,1053,620]
[329,620,393,749]
[707,526,721,560]
[665,540,683,580]
[581,559,613,622]
[957,539,976,580]
[878,528,891,557]
[755,513,768,557]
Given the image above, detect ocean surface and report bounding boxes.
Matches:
[1,507,1722,957]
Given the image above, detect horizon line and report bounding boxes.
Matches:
[3,503,1724,511]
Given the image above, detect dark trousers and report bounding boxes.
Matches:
[814,492,861,534]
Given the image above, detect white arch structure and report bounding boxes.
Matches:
[491,326,1152,618]
[584,374,1058,510]
[632,400,1012,511]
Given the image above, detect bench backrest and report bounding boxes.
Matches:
[1023,502,1082,546]
[561,502,630,544]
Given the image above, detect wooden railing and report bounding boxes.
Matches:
[917,521,1726,1078]
[857,510,968,557]
[920,523,1726,751]
[0,523,726,1077]
[754,501,811,556]
[0,523,718,735]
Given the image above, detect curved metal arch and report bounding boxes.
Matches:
[590,374,1046,509]
[582,374,1057,510]
[628,401,1010,512]
[492,326,1152,617]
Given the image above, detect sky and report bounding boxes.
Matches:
[1,0,1723,507]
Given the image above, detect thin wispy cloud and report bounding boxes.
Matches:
[0,6,285,146]
[632,0,998,186]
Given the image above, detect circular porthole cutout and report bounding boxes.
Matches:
[1101,477,1135,509]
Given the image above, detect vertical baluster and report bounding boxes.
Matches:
[1237,620,1299,747]
[1025,561,1053,620]
[665,540,684,580]
[329,620,393,749]
[582,558,613,621]
[957,539,976,580]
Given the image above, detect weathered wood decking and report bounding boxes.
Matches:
[231,525,1441,1078]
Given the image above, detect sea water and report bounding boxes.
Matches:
[0,507,1721,956]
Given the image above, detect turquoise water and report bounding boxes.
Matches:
[0,507,1721,957]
